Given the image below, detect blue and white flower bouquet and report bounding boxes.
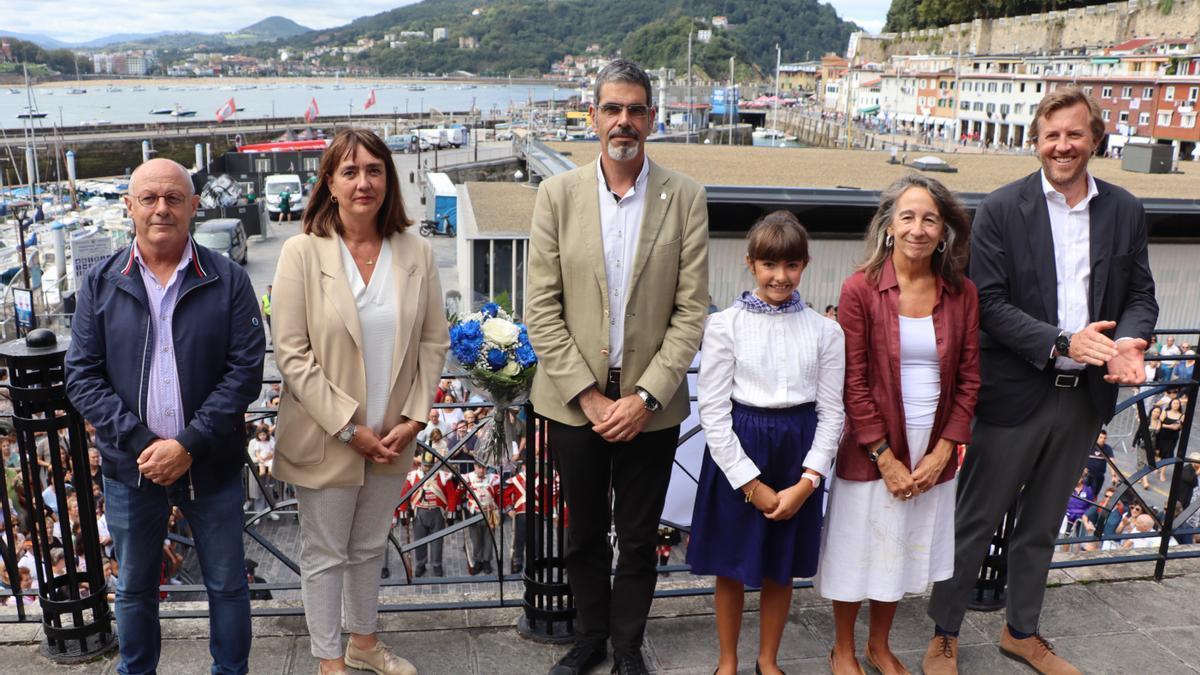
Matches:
[448,302,537,465]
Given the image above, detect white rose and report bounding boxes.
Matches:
[499,361,521,376]
[482,318,519,347]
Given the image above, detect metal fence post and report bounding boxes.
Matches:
[517,405,574,642]
[1,329,115,661]
[969,506,1015,612]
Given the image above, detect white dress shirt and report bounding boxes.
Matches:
[596,157,650,369]
[697,305,845,489]
[1041,170,1098,371]
[337,236,396,433]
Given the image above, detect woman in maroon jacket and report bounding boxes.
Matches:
[817,174,980,675]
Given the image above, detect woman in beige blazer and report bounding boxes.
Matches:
[271,129,448,675]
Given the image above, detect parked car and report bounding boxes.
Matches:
[193,218,248,265]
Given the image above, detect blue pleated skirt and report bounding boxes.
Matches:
[687,401,824,587]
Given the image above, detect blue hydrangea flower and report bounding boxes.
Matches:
[515,342,538,368]
[450,320,484,366]
[486,347,508,371]
[481,302,500,319]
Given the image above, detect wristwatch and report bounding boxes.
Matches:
[801,472,822,489]
[635,387,662,412]
[1054,332,1073,359]
[868,440,890,463]
[336,422,357,444]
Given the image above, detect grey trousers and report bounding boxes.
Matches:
[466,517,494,566]
[928,384,1101,634]
[294,466,406,659]
[412,507,446,572]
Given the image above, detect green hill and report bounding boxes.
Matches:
[234,16,311,42]
[270,0,858,78]
[885,0,1138,32]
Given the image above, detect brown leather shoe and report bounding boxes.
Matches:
[921,634,958,675]
[998,626,1081,675]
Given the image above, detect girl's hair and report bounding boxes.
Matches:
[746,210,810,263]
[304,128,410,238]
[858,174,971,291]
[430,428,443,442]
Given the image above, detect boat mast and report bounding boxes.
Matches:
[773,43,781,134]
[19,64,36,288]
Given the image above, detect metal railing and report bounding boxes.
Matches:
[0,332,1195,631]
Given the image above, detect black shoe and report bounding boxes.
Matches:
[433,567,444,577]
[481,561,493,574]
[380,566,390,579]
[512,562,523,575]
[611,651,649,675]
[549,639,606,675]
[468,563,478,576]
[414,565,426,577]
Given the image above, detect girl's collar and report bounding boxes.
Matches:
[732,290,805,314]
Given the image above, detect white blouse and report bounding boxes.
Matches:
[697,305,846,489]
[898,315,941,429]
[338,236,396,434]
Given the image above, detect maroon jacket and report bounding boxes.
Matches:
[835,258,980,484]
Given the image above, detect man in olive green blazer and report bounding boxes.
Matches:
[526,60,709,675]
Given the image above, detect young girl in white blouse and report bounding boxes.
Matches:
[689,210,845,675]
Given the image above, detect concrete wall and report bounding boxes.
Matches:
[854,0,1200,62]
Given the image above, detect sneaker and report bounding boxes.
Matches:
[548,639,606,675]
[922,634,958,675]
[344,639,417,675]
[611,651,649,675]
[998,626,1081,675]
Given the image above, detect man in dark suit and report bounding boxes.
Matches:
[924,88,1158,675]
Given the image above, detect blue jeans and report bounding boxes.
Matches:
[105,473,250,675]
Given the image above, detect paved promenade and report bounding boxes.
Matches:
[3,554,1200,674]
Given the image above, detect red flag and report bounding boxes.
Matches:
[364,89,376,110]
[304,97,320,123]
[215,97,236,123]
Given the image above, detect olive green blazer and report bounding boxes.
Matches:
[526,159,710,430]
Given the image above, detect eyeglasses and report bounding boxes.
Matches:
[133,193,188,208]
[598,103,651,119]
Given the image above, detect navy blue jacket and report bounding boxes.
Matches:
[65,241,266,492]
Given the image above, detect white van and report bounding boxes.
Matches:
[263,174,306,216]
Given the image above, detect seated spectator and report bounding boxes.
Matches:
[1174,350,1196,382]
[441,393,465,428]
[418,409,449,445]
[1124,513,1158,549]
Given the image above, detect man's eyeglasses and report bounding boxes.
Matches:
[598,103,651,119]
[133,193,188,208]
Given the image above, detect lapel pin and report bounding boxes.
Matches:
[660,191,667,200]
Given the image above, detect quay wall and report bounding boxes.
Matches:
[854,0,1200,61]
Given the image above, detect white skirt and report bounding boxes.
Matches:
[814,426,957,603]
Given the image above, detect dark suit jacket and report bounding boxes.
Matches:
[969,171,1158,426]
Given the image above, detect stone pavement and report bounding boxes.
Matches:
[4,554,1200,674]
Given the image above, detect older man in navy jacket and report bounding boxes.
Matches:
[66,158,265,675]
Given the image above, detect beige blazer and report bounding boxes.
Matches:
[526,159,710,430]
[271,230,449,489]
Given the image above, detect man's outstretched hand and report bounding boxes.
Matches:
[1105,338,1149,385]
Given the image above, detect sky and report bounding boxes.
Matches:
[0,1,888,45]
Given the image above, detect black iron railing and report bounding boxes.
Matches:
[0,330,1195,643]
